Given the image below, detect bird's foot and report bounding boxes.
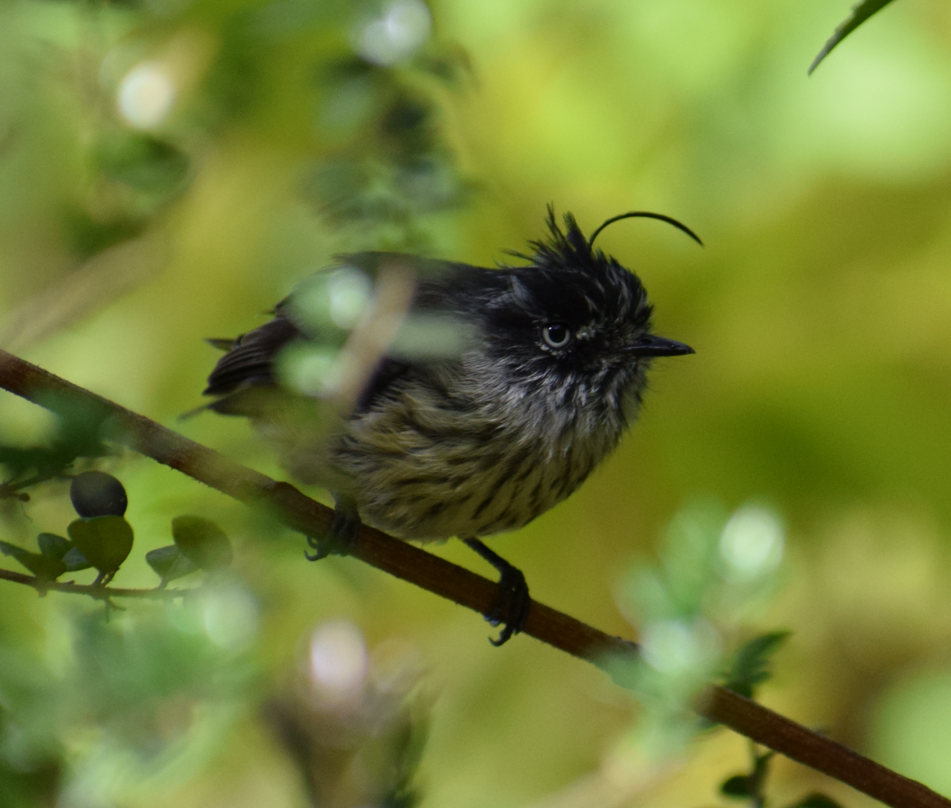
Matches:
[306,498,361,561]
[463,538,531,646]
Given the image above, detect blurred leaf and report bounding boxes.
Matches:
[0,540,66,579]
[720,749,774,803]
[623,498,729,622]
[808,0,897,74]
[720,774,754,798]
[37,533,71,561]
[67,516,134,574]
[302,69,466,239]
[172,516,233,570]
[0,395,115,491]
[61,206,146,261]
[69,607,255,759]
[95,133,190,199]
[381,716,429,808]
[415,44,473,86]
[61,546,92,572]
[723,631,791,698]
[146,545,200,583]
[0,646,65,801]
[0,540,38,563]
[20,554,66,580]
[0,446,46,480]
[789,795,845,808]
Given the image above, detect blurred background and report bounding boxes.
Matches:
[2,0,951,806]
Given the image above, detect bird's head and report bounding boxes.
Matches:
[473,207,696,421]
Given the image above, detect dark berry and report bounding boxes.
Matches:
[69,471,128,518]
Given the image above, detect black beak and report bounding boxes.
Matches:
[624,334,694,357]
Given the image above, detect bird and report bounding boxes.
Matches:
[202,207,698,644]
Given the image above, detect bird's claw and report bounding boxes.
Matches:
[305,504,361,561]
[486,564,530,646]
[463,537,531,646]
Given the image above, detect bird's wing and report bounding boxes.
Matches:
[204,316,301,397]
[204,252,478,415]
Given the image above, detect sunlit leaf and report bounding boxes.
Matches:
[67,516,134,574]
[808,0,897,75]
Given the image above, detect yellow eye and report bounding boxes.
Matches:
[542,323,572,349]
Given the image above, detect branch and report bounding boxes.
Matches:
[0,348,946,808]
[0,566,185,599]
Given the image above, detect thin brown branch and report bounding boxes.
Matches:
[0,566,185,599]
[0,348,947,808]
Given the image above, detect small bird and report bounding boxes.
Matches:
[203,207,697,644]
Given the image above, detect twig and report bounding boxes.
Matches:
[0,348,946,808]
[0,566,185,599]
[0,472,44,499]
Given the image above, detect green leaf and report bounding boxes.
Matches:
[146,545,200,583]
[808,0,897,75]
[1,539,36,563]
[62,546,92,572]
[95,132,190,198]
[37,533,71,561]
[0,540,66,579]
[67,516,134,574]
[172,516,233,570]
[723,631,791,698]
[789,794,844,808]
[20,554,66,580]
[720,774,753,798]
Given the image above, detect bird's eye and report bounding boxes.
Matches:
[542,323,573,349]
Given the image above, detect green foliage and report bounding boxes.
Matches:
[67,516,134,576]
[0,596,258,802]
[39,532,93,575]
[718,749,845,808]
[36,533,70,561]
[609,499,787,756]
[0,471,235,588]
[1,0,950,805]
[719,748,772,803]
[722,631,791,699]
[145,545,200,584]
[0,647,65,806]
[0,540,66,580]
[94,132,191,204]
[147,516,232,585]
[171,515,233,570]
[809,0,898,74]
[0,401,114,495]
[61,546,93,573]
[721,774,757,798]
[0,530,94,580]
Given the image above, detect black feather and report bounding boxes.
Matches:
[204,318,301,396]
